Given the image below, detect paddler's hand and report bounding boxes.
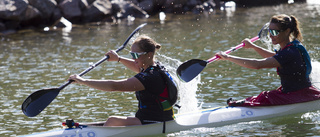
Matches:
[68,74,85,84]
[216,51,229,60]
[242,38,255,49]
[105,50,120,62]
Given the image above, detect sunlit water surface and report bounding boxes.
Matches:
[1,1,320,136]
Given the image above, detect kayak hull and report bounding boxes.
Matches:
[21,100,320,137]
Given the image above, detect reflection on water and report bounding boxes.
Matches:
[1,1,320,136]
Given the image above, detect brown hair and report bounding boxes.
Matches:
[270,14,303,42]
[133,35,161,53]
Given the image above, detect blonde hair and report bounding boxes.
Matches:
[133,35,161,53]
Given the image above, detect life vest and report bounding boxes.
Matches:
[278,40,312,79]
[136,63,178,111]
[292,40,312,79]
[156,64,178,111]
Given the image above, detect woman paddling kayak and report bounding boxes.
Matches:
[68,35,176,126]
[216,14,320,106]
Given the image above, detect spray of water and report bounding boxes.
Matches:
[157,53,201,114]
[311,61,320,88]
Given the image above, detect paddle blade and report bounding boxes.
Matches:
[22,88,60,117]
[258,22,271,44]
[176,59,208,82]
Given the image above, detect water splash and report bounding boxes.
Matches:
[297,61,320,124]
[311,61,320,88]
[258,27,277,51]
[157,54,200,113]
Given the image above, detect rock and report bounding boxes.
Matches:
[138,0,164,15]
[82,0,113,22]
[23,5,41,20]
[54,17,72,30]
[28,0,60,26]
[79,0,89,10]
[111,0,148,19]
[20,5,41,27]
[0,0,28,21]
[0,22,6,31]
[3,20,20,30]
[87,0,96,5]
[59,0,83,23]
[52,7,63,25]
[28,0,57,17]
[232,0,306,7]
[0,0,308,34]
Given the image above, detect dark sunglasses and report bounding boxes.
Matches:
[269,29,284,36]
[130,52,147,59]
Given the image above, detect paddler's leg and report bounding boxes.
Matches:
[103,116,142,126]
[229,88,280,106]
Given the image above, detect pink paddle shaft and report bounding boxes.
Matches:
[207,36,260,63]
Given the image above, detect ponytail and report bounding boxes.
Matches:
[290,15,303,42]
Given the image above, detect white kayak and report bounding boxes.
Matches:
[21,99,320,137]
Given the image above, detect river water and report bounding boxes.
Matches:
[1,1,320,136]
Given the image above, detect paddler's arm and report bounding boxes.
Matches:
[106,50,140,73]
[216,51,281,69]
[242,38,276,58]
[117,57,140,73]
[68,75,145,92]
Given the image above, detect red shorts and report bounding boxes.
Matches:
[240,86,320,106]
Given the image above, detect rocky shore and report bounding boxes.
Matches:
[0,0,306,34]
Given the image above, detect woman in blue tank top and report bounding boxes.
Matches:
[216,14,320,106]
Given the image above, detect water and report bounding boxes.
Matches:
[1,1,320,136]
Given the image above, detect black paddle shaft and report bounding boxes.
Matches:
[60,23,147,90]
[22,23,147,117]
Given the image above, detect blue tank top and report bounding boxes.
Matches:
[273,40,312,93]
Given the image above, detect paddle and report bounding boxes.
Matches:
[176,23,270,82]
[22,23,147,117]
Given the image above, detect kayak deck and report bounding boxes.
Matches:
[21,99,320,137]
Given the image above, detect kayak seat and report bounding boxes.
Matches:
[227,98,245,107]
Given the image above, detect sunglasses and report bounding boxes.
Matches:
[130,52,147,59]
[269,29,284,36]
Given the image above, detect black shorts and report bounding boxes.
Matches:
[135,109,174,124]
